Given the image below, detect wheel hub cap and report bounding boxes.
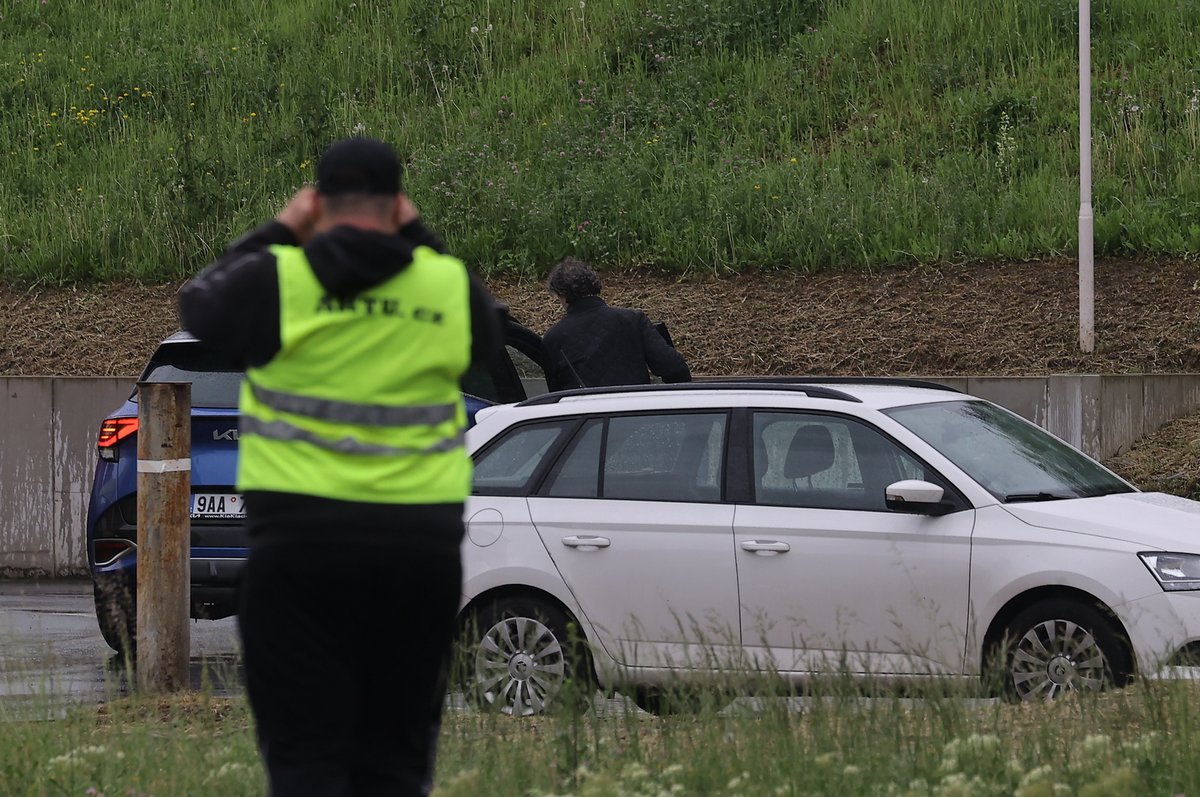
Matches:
[1046,655,1075,685]
[1010,618,1109,701]
[473,615,567,716]
[509,652,535,680]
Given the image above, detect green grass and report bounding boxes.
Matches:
[4,680,1200,796]
[1,0,1199,283]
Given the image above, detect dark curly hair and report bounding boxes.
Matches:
[546,259,602,304]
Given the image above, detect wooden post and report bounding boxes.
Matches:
[136,381,191,692]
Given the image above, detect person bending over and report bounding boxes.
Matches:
[542,258,690,391]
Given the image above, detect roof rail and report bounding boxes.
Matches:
[516,381,863,406]
[698,376,963,393]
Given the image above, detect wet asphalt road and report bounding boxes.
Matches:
[0,580,990,720]
[0,580,636,720]
[0,579,243,718]
[0,581,656,720]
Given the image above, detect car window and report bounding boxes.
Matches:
[543,419,603,498]
[502,320,550,399]
[473,422,567,494]
[884,399,1133,501]
[752,412,931,511]
[509,345,548,398]
[136,344,243,409]
[461,320,550,404]
[602,413,726,503]
[462,353,525,405]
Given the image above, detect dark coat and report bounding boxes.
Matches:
[542,296,691,391]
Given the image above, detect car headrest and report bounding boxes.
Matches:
[783,424,835,479]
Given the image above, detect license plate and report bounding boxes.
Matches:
[190,493,245,519]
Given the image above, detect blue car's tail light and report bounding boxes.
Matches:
[97,417,138,461]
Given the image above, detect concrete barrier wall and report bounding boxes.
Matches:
[1,377,133,578]
[5,374,1200,577]
[959,374,1200,460]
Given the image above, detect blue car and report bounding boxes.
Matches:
[87,315,548,653]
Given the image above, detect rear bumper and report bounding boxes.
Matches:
[190,552,246,619]
[90,547,246,620]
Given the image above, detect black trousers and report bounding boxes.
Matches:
[238,539,462,797]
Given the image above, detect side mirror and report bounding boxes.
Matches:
[885,480,954,516]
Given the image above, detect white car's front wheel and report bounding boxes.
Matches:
[998,599,1132,701]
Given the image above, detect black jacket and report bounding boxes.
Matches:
[177,218,500,554]
[178,219,498,369]
[542,296,691,391]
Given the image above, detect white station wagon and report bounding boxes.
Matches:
[455,380,1200,714]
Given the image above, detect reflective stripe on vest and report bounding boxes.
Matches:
[248,382,457,427]
[240,415,464,456]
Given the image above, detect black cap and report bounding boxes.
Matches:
[316,137,402,196]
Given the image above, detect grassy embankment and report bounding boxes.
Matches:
[1,0,1199,284]
[3,680,1200,796]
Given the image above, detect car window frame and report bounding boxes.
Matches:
[471,417,584,497]
[461,316,553,405]
[730,407,972,513]
[462,344,526,406]
[538,417,606,499]
[530,409,734,504]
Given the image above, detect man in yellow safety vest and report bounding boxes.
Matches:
[179,137,499,797]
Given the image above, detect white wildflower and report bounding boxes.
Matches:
[1018,764,1054,787]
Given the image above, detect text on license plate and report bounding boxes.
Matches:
[191,493,245,519]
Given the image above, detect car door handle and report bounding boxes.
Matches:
[741,540,790,555]
[562,535,611,550]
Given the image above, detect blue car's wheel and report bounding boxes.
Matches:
[93,577,136,656]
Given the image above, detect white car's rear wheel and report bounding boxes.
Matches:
[460,598,591,716]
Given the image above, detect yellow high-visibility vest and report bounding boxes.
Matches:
[237,243,472,504]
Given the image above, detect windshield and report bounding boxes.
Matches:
[883,400,1133,502]
[134,343,244,409]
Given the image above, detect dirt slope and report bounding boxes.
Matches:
[3,256,1199,379]
[3,256,1200,492]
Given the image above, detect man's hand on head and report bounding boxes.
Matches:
[276,186,320,243]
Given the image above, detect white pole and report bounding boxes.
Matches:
[1079,0,1095,353]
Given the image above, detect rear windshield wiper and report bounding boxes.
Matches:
[1004,491,1074,503]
